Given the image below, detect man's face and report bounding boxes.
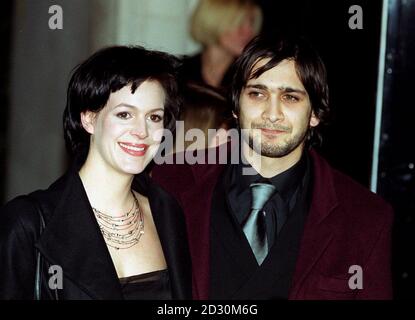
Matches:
[238,58,319,159]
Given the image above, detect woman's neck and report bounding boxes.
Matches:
[79,154,135,217]
[201,45,234,87]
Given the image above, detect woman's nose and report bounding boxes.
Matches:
[130,118,148,139]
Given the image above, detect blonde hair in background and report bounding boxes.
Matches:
[190,0,263,47]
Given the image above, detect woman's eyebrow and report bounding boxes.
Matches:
[113,104,164,112]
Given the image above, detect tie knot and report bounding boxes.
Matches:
[249,183,276,211]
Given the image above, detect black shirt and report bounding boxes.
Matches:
[227,152,308,248]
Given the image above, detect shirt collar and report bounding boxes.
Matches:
[233,151,308,202]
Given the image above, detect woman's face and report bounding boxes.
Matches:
[82,81,166,175]
[219,9,258,57]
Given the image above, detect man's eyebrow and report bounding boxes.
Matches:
[245,84,307,95]
[279,86,307,95]
[245,84,268,90]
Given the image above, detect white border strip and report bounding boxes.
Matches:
[370,0,390,192]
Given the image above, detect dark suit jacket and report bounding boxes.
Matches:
[0,164,192,300]
[152,148,394,300]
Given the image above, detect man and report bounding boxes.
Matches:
[152,36,393,299]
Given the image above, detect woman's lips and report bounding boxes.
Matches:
[118,142,148,157]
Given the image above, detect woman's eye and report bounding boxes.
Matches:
[149,114,163,122]
[116,112,132,119]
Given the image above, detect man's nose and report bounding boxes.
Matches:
[263,97,284,123]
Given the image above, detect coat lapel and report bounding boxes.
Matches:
[288,150,338,298]
[133,172,192,299]
[35,171,123,299]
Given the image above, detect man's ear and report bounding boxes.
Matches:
[310,111,320,127]
[80,111,97,134]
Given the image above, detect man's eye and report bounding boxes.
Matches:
[248,91,264,99]
[283,94,300,102]
[116,112,132,119]
[149,114,163,122]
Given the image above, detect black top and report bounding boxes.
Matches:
[180,53,235,94]
[227,152,308,248]
[120,269,172,300]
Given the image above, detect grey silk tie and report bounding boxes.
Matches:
[242,182,277,265]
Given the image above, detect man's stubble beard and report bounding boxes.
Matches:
[247,127,309,158]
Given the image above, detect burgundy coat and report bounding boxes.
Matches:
[152,148,393,300]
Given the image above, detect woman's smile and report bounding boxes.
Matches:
[118,142,149,157]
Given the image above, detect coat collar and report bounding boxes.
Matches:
[35,168,123,299]
[35,162,191,299]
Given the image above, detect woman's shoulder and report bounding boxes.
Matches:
[0,171,73,233]
[0,195,41,245]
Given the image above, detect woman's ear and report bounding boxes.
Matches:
[80,111,96,134]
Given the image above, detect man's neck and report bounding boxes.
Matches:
[241,142,305,178]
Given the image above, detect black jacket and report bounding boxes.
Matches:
[0,164,192,300]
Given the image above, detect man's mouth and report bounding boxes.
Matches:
[258,128,288,137]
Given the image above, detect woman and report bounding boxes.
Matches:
[182,0,262,90]
[0,46,191,299]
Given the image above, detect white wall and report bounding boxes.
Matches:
[90,0,201,55]
[6,0,200,201]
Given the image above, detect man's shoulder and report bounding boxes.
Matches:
[152,147,229,192]
[152,161,225,197]
[310,150,393,221]
[332,167,391,211]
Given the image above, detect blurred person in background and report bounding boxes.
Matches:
[182,0,262,91]
[0,46,191,300]
[175,82,236,153]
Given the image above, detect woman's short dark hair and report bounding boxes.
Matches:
[230,35,330,147]
[63,45,181,159]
